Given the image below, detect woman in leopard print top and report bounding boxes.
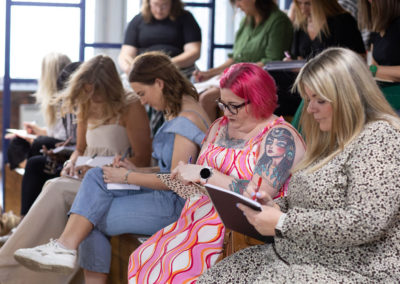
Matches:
[198,47,400,283]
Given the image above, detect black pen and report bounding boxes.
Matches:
[121,147,133,161]
[85,153,98,165]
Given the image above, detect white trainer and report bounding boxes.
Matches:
[14,239,77,274]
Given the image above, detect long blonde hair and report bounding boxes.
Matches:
[35,52,71,127]
[358,0,400,33]
[60,55,136,128]
[293,47,400,172]
[293,0,346,39]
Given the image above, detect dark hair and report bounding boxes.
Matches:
[56,61,82,91]
[230,0,277,23]
[129,51,198,118]
[141,0,185,23]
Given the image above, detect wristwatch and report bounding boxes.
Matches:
[275,213,287,238]
[199,167,213,184]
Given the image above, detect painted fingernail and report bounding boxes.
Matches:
[256,192,262,198]
[236,203,239,208]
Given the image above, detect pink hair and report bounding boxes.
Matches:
[219,63,277,119]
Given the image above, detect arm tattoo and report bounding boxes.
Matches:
[216,124,246,149]
[229,178,250,195]
[254,127,295,190]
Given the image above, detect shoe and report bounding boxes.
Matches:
[14,239,77,274]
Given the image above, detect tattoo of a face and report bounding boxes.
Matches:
[229,178,250,195]
[254,128,295,190]
[217,124,246,149]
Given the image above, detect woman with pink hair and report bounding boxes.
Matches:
[128,63,306,283]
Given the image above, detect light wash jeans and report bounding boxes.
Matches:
[69,167,185,273]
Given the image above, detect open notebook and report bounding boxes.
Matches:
[204,184,270,242]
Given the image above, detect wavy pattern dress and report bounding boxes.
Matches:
[128,116,288,284]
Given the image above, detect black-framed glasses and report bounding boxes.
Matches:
[216,98,249,115]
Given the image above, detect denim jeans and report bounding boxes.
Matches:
[69,167,185,273]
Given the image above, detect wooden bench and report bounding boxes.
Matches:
[4,164,23,214]
[108,234,149,284]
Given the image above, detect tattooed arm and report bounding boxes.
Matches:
[244,125,305,199]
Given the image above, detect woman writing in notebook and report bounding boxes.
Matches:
[123,63,306,283]
[199,48,400,283]
[15,51,211,283]
[0,55,152,284]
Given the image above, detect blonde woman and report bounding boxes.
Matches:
[199,47,400,283]
[0,55,152,284]
[288,0,365,60]
[6,52,71,169]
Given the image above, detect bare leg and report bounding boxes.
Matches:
[84,269,107,284]
[199,87,220,122]
[57,213,93,250]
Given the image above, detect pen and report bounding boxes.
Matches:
[85,153,98,165]
[121,147,132,161]
[253,177,262,200]
[188,156,192,164]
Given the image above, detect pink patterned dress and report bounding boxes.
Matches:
[128,116,288,284]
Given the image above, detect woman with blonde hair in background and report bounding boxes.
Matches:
[14,51,210,284]
[198,47,400,283]
[6,52,71,170]
[287,0,365,60]
[0,55,152,284]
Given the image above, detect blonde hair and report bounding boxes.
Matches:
[60,55,136,128]
[358,0,400,33]
[293,0,346,39]
[293,47,400,172]
[35,52,71,127]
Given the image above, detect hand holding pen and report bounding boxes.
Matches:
[252,177,263,201]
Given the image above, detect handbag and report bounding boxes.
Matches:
[156,173,207,199]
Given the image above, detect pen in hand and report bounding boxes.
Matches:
[85,153,98,166]
[252,177,262,201]
[121,147,133,161]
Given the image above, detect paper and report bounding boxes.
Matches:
[193,75,221,94]
[6,129,37,140]
[106,183,140,190]
[264,60,306,71]
[75,156,114,167]
[51,145,76,154]
[205,183,271,242]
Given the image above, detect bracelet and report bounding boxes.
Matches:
[63,160,72,168]
[124,169,133,184]
[369,64,378,77]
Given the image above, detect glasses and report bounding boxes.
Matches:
[216,98,249,115]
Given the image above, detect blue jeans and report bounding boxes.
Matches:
[69,167,185,273]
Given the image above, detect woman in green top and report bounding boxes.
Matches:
[193,0,293,121]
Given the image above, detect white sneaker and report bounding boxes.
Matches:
[14,239,77,274]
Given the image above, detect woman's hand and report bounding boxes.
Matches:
[23,122,46,136]
[74,165,92,179]
[171,161,203,185]
[102,165,128,183]
[113,154,137,171]
[237,203,283,236]
[192,70,214,83]
[61,160,75,176]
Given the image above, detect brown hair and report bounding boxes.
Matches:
[129,51,198,118]
[358,0,400,33]
[230,0,278,24]
[60,55,135,128]
[293,0,346,39]
[141,0,185,23]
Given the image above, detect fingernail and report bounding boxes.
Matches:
[236,203,239,208]
[256,192,262,198]
[251,192,255,197]
[243,212,246,216]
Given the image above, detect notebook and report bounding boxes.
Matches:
[204,183,270,242]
